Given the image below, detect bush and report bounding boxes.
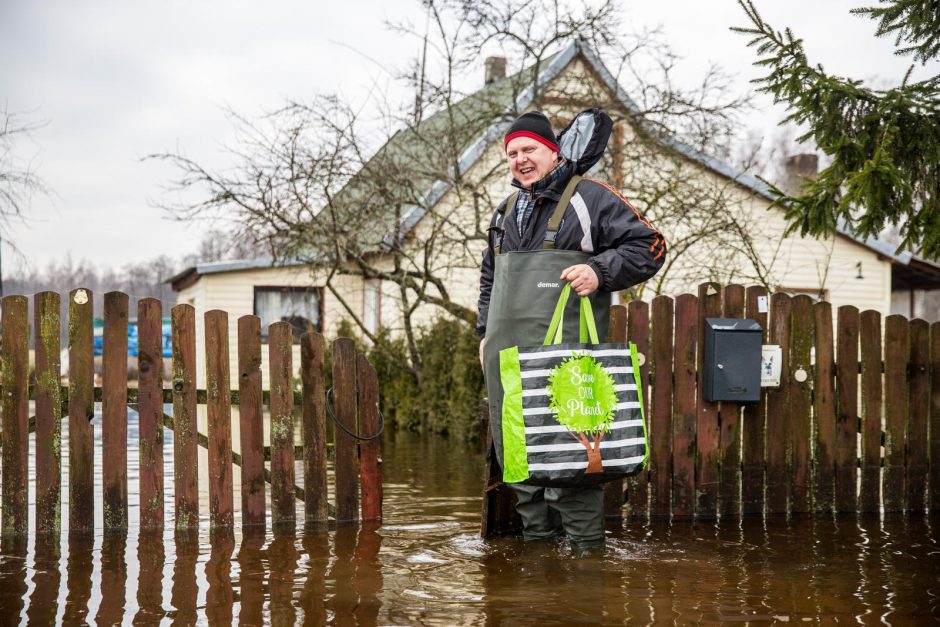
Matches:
[365,317,485,439]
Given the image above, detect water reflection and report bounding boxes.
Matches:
[27,539,60,625]
[170,531,200,625]
[237,530,266,626]
[97,531,127,624]
[268,531,300,625]
[205,533,235,625]
[1,512,938,624]
[0,535,27,624]
[300,530,330,625]
[136,530,167,625]
[1,429,939,623]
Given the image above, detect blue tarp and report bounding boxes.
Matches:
[93,318,172,357]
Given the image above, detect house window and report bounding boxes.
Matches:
[254,286,323,343]
[363,280,381,339]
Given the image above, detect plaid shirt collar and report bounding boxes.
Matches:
[513,159,570,236]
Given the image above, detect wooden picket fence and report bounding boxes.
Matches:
[482,282,940,536]
[0,289,382,537]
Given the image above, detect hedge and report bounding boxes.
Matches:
[334,317,485,439]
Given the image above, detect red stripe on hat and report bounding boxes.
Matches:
[504,131,558,152]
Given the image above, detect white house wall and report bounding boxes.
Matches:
[175,265,363,388]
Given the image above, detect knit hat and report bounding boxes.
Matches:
[504,111,558,152]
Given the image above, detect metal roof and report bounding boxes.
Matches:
[166,257,306,290]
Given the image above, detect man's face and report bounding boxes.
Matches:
[506,136,558,189]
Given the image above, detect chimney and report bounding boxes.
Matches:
[485,56,506,85]
[782,153,819,196]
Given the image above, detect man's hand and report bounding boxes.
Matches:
[479,338,486,369]
[560,264,599,296]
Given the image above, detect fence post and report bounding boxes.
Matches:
[908,319,929,512]
[813,301,836,514]
[1,295,29,536]
[34,291,62,534]
[138,298,164,530]
[480,398,521,537]
[695,282,722,518]
[238,315,265,529]
[788,295,814,514]
[205,310,234,530]
[766,293,792,515]
[883,314,909,512]
[102,292,129,531]
[719,284,745,518]
[627,300,651,519]
[172,304,199,529]
[358,354,383,523]
[859,310,883,513]
[69,288,95,533]
[332,338,360,523]
[672,293,698,519]
[835,306,860,513]
[603,304,627,519]
[301,332,329,524]
[650,295,674,519]
[742,286,768,516]
[269,321,296,529]
[929,322,940,511]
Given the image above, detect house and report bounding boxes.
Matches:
[168,40,939,385]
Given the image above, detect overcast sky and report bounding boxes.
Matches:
[2,0,936,278]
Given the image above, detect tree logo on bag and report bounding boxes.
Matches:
[547,353,618,473]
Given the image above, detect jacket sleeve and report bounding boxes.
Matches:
[476,202,505,338]
[582,181,667,292]
[477,245,494,338]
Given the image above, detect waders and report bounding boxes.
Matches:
[482,177,611,544]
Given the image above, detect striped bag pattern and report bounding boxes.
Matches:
[500,342,648,487]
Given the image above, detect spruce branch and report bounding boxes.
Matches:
[853,0,940,65]
[733,0,940,259]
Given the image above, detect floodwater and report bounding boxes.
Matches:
[1,409,939,624]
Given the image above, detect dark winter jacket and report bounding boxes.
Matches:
[476,108,666,337]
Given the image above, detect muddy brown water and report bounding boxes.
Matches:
[0,408,939,624]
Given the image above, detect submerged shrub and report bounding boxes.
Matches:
[352,318,485,439]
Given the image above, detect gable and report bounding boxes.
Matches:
[397,40,906,264]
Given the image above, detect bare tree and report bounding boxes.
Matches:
[4,252,183,345]
[150,0,765,376]
[0,107,50,242]
[179,227,270,267]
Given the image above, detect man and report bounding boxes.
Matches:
[477,109,665,549]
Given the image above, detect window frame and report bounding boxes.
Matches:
[362,279,382,338]
[252,285,325,343]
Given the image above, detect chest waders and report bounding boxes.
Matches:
[484,175,611,546]
[483,175,611,476]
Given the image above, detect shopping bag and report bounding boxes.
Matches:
[498,284,648,487]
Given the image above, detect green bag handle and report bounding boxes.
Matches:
[580,296,599,344]
[543,283,600,346]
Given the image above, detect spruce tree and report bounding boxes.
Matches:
[733,0,940,260]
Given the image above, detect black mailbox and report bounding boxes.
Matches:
[703,318,762,403]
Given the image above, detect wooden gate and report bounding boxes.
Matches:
[483,282,940,536]
[0,289,382,537]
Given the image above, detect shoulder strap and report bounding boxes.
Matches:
[495,191,519,255]
[543,175,582,250]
